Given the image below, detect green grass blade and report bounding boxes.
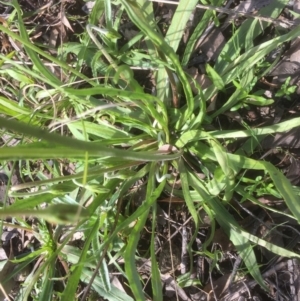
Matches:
[0,204,89,224]
[9,162,140,194]
[135,0,156,46]
[209,198,269,291]
[0,117,182,161]
[61,218,100,301]
[7,194,56,210]
[209,139,235,201]
[118,0,194,126]
[38,260,55,301]
[210,69,254,118]
[88,0,105,24]
[94,246,111,292]
[264,162,300,223]
[124,205,148,300]
[206,64,225,91]
[0,6,94,87]
[193,144,300,225]
[0,96,41,123]
[179,159,199,227]
[155,0,198,106]
[81,268,134,301]
[150,203,163,301]
[104,0,113,30]
[220,24,300,83]
[10,0,61,85]
[181,10,214,66]
[124,162,164,300]
[64,86,168,132]
[215,0,288,73]
[230,221,300,259]
[187,170,268,289]
[178,159,199,271]
[176,116,300,147]
[165,0,198,51]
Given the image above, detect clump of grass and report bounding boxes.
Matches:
[0,0,299,300]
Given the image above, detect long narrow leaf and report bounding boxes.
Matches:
[0,117,182,161]
[179,159,200,272]
[124,162,166,300]
[151,202,163,301]
[209,198,269,291]
[61,219,100,301]
[118,0,194,126]
[176,116,300,147]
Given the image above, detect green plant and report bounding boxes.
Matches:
[275,76,297,100]
[0,0,299,300]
